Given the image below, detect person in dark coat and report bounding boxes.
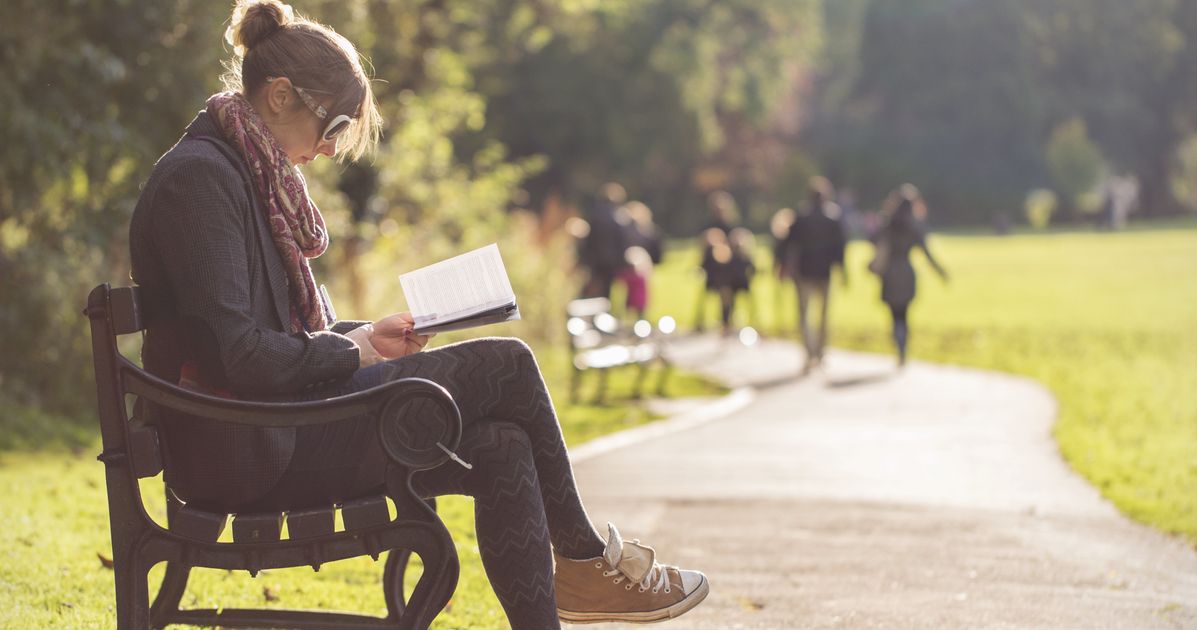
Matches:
[579,182,631,299]
[784,176,847,373]
[693,190,740,331]
[722,227,758,334]
[126,3,707,627]
[870,184,948,366]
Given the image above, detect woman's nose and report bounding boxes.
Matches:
[317,137,338,158]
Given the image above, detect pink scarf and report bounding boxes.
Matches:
[206,92,329,334]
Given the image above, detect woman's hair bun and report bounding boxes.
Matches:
[226,0,295,56]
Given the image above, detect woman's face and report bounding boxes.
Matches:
[254,77,341,166]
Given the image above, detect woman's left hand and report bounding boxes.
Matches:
[370,312,433,359]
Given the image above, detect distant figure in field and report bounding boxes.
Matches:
[694,191,741,331]
[784,176,848,373]
[870,184,948,366]
[1098,174,1139,231]
[769,207,796,282]
[723,227,758,335]
[617,201,663,320]
[769,207,797,332]
[697,227,731,333]
[580,182,630,299]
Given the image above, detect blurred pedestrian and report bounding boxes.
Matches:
[784,176,848,373]
[769,207,797,335]
[579,182,630,299]
[616,200,663,320]
[870,184,948,366]
[723,227,758,335]
[693,191,741,331]
[770,207,796,282]
[696,227,730,332]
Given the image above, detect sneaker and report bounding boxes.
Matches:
[555,523,710,624]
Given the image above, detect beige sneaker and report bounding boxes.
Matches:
[555,523,710,624]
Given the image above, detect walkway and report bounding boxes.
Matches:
[569,335,1197,629]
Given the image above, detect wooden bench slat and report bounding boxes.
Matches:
[287,507,336,539]
[172,505,228,542]
[232,512,284,543]
[342,496,390,531]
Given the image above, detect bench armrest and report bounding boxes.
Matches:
[123,366,462,470]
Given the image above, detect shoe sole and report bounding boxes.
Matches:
[558,575,710,624]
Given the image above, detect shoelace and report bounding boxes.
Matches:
[601,539,675,594]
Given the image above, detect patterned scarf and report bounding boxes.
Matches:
[206,92,329,334]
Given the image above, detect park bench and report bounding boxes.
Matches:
[85,283,462,630]
[566,297,674,403]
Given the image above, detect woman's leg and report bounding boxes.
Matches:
[889,303,909,364]
[367,338,607,560]
[411,420,562,630]
[719,286,734,332]
[278,337,708,625]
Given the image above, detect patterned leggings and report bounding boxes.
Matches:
[259,337,606,630]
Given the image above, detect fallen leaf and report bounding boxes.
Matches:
[737,596,765,612]
[97,553,114,570]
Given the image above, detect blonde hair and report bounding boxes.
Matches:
[221,0,382,161]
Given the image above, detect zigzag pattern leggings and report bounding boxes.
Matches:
[268,338,607,629]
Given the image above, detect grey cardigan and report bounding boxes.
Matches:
[129,111,366,509]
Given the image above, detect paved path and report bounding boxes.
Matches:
[569,335,1197,629]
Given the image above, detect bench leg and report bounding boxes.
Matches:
[632,362,649,399]
[386,475,459,630]
[594,368,609,405]
[656,359,672,397]
[149,560,191,627]
[112,541,152,630]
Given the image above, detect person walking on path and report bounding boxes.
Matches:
[580,182,632,300]
[784,176,848,373]
[617,200,663,320]
[724,227,758,335]
[126,2,707,627]
[693,191,741,331]
[870,184,948,366]
[769,207,796,333]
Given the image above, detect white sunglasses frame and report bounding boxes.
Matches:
[267,77,354,141]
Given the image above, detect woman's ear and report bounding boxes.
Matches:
[263,77,294,116]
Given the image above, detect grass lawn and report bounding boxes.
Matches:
[0,344,723,628]
[647,220,1197,544]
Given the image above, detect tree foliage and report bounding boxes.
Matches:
[812,0,1197,223]
[5,0,1197,425]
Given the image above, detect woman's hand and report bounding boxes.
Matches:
[369,312,434,359]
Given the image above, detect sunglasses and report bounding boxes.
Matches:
[268,77,353,142]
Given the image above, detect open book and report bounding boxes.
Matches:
[399,243,521,334]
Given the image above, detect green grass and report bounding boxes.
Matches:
[0,343,723,628]
[648,221,1197,543]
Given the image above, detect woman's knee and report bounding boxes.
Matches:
[467,422,534,472]
[465,422,538,494]
[491,337,534,362]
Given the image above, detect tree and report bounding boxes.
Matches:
[1044,117,1107,219]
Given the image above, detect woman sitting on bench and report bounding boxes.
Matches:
[127,1,708,627]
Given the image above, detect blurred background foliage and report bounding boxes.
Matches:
[3,0,1197,430]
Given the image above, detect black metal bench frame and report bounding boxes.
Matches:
[85,283,462,630]
[566,297,672,404]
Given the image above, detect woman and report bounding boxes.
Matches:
[871,184,948,366]
[128,2,708,627]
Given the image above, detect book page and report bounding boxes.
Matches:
[399,243,517,328]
